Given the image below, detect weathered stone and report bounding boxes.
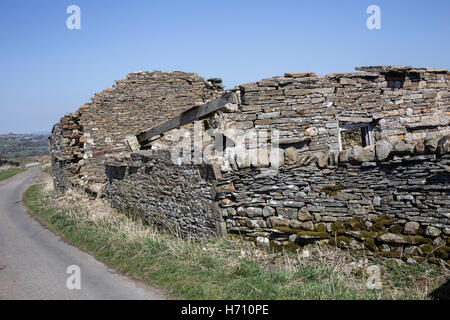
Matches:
[425,226,441,237]
[302,221,315,231]
[277,207,298,220]
[414,140,425,155]
[392,141,414,156]
[262,206,276,217]
[349,145,375,163]
[289,220,303,229]
[247,207,263,217]
[376,140,392,161]
[378,233,406,244]
[377,233,429,245]
[404,246,419,255]
[297,207,313,221]
[267,216,290,228]
[216,183,235,193]
[256,237,269,248]
[437,135,450,155]
[246,219,259,228]
[304,126,318,136]
[349,240,364,250]
[317,153,329,168]
[404,221,420,235]
[433,237,446,246]
[284,147,299,165]
[284,72,317,78]
[424,136,439,153]
[313,212,322,222]
[338,149,351,163]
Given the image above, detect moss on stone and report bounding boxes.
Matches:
[357,230,379,239]
[417,256,426,263]
[314,223,326,232]
[369,215,399,232]
[228,233,256,243]
[331,217,367,235]
[363,238,379,252]
[420,243,434,256]
[269,240,300,252]
[407,236,432,245]
[329,235,352,247]
[273,226,301,234]
[389,224,403,235]
[346,217,366,230]
[320,183,344,196]
[331,220,346,234]
[285,242,301,251]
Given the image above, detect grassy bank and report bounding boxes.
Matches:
[0,166,26,182]
[23,184,449,300]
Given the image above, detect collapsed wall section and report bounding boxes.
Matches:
[49,71,223,195]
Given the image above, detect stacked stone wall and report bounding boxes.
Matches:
[49,71,223,195]
[105,150,223,240]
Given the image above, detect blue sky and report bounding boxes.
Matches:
[0,0,448,134]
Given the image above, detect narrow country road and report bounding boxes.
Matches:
[0,167,166,300]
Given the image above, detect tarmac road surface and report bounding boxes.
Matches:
[0,166,166,300]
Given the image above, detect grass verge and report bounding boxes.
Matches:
[42,165,52,176]
[0,167,26,182]
[23,184,449,300]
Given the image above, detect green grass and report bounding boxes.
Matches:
[23,184,448,300]
[0,167,26,182]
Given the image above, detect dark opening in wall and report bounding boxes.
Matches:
[339,122,374,151]
[279,138,311,150]
[341,128,364,149]
[128,167,139,175]
[105,165,126,182]
[385,72,406,89]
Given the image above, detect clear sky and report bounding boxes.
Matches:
[0,0,448,134]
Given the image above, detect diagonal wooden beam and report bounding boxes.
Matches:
[136,91,235,145]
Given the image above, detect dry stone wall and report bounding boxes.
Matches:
[215,148,450,263]
[49,71,223,195]
[105,150,224,240]
[105,137,450,263]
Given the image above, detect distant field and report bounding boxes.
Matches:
[0,133,50,163]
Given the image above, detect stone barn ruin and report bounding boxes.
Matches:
[50,71,223,195]
[50,65,450,264]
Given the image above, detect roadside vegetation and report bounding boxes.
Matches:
[0,166,26,182]
[41,164,52,176]
[23,181,449,300]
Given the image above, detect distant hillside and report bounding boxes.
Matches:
[0,134,50,163]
